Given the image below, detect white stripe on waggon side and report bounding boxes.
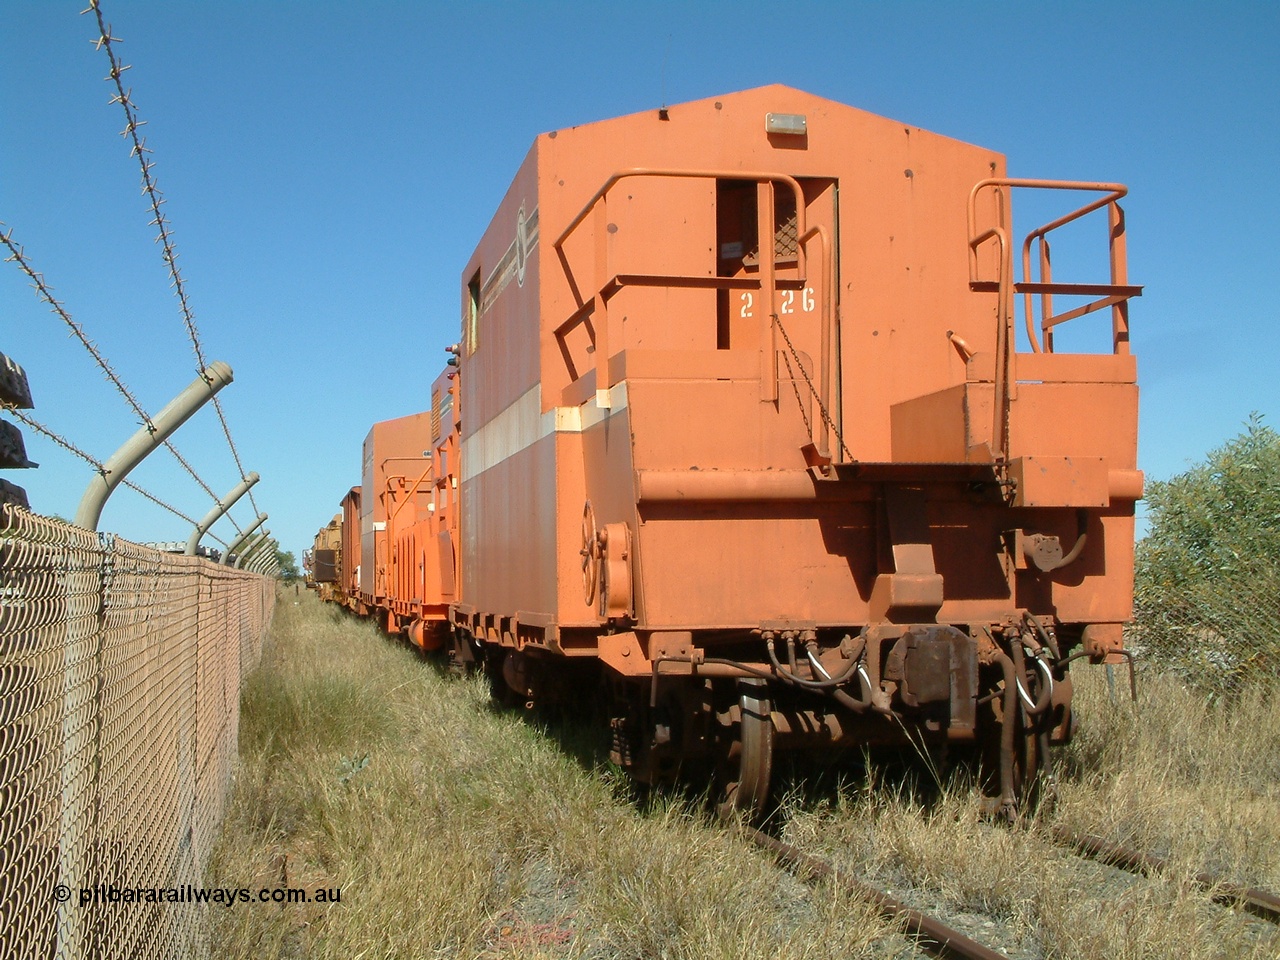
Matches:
[461,382,628,483]
[480,205,539,314]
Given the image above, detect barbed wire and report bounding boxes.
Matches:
[84,0,260,519]
[1,224,240,535]
[4,405,229,547]
[1,225,151,429]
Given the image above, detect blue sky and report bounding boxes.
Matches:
[3,1,1277,559]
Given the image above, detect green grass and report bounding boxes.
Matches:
[1054,665,1280,889]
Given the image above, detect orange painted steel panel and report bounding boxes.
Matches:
[1009,456,1109,508]
[360,412,433,605]
[448,84,1140,652]
[310,85,1148,813]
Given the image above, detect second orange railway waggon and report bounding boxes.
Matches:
[308,85,1142,815]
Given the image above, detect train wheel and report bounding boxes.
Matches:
[447,627,479,677]
[485,648,520,707]
[715,678,774,820]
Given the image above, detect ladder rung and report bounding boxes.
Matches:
[969,281,1143,298]
[1014,282,1143,297]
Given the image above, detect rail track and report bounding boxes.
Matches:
[739,822,1280,960]
[1051,828,1280,924]
[741,825,1016,960]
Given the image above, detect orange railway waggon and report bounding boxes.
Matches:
[314,85,1142,816]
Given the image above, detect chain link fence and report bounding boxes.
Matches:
[1130,559,1280,697]
[0,505,274,959]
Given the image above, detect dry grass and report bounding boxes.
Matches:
[211,595,1280,958]
[784,664,1280,960]
[207,594,902,959]
[1054,665,1280,889]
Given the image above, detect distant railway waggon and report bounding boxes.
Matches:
[304,514,342,600]
[317,85,1142,816]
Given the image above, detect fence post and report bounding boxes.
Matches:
[185,472,259,555]
[222,513,266,564]
[234,531,270,569]
[246,538,277,573]
[74,362,233,531]
[250,544,277,574]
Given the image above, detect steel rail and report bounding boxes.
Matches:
[1052,828,1280,924]
[740,826,1012,960]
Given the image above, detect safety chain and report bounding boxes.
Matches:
[84,0,260,519]
[771,312,852,461]
[2,223,236,530]
[4,405,228,546]
[779,350,816,444]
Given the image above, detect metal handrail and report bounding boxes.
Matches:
[968,179,1139,462]
[968,178,1137,356]
[552,167,830,411]
[553,167,808,254]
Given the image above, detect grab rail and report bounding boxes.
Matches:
[967,179,1141,462]
[967,178,1141,356]
[552,168,833,421]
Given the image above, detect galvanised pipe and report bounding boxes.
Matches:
[75,362,234,531]
[238,534,273,571]
[256,540,279,571]
[234,531,270,569]
[222,513,267,564]
[247,547,275,570]
[248,544,276,573]
[186,472,259,555]
[241,534,277,572]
